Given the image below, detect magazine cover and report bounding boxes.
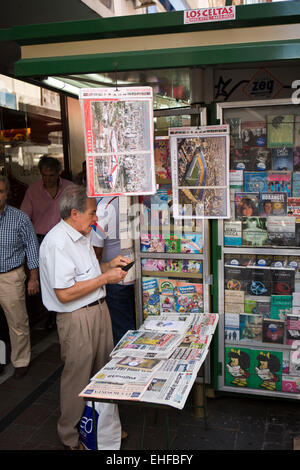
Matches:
[245,267,272,297]
[164,235,181,253]
[225,117,242,149]
[294,148,300,172]
[141,259,165,272]
[242,217,268,247]
[181,259,203,274]
[251,147,272,171]
[142,277,160,317]
[270,294,292,320]
[258,192,287,217]
[169,125,230,219]
[164,259,182,273]
[224,221,242,246]
[262,319,284,344]
[267,216,296,247]
[224,265,245,291]
[287,197,300,217]
[272,148,293,171]
[267,171,291,195]
[267,115,294,148]
[241,121,267,147]
[286,314,300,346]
[252,349,282,391]
[140,233,165,252]
[230,148,253,171]
[154,136,171,180]
[235,192,259,218]
[180,233,203,253]
[175,281,203,313]
[79,87,156,196]
[225,347,251,388]
[244,171,268,192]
[289,349,300,377]
[292,172,300,197]
[271,268,295,295]
[224,313,240,342]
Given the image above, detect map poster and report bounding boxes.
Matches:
[169,125,230,219]
[79,87,156,197]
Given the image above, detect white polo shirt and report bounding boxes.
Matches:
[39,219,106,313]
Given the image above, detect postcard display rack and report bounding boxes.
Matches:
[134,107,227,386]
[216,99,300,398]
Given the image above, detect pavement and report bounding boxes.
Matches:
[1,322,300,454]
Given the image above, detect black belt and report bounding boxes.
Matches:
[86,298,105,308]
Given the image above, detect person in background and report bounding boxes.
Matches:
[0,175,39,378]
[21,155,73,244]
[39,185,130,450]
[20,155,73,329]
[90,196,136,346]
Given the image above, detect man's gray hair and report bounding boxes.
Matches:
[59,185,89,219]
[0,175,10,193]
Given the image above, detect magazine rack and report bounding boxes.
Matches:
[216,99,300,399]
[134,106,213,389]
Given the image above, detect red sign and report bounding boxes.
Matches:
[184,6,235,24]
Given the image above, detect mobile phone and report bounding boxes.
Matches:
[121,260,135,272]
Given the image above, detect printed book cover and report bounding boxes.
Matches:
[224,221,242,246]
[242,121,267,147]
[252,349,282,391]
[240,313,263,342]
[224,313,240,342]
[267,216,296,247]
[258,192,287,217]
[230,148,253,171]
[293,148,300,172]
[286,314,300,346]
[225,117,242,149]
[251,147,272,171]
[244,171,268,192]
[267,171,291,195]
[242,217,268,247]
[262,319,284,344]
[267,115,294,148]
[272,148,293,171]
[235,192,260,218]
[270,294,292,320]
[225,347,252,388]
[287,197,300,217]
[292,172,300,197]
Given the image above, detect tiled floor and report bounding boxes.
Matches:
[1,325,300,451]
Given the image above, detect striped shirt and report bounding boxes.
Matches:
[0,205,39,273]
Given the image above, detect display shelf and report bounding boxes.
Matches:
[216,98,300,399]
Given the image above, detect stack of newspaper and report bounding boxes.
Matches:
[79,312,218,410]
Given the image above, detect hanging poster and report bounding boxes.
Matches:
[169,125,230,219]
[79,87,156,197]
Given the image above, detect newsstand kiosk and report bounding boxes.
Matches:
[5,1,300,402]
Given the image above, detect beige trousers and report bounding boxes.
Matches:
[0,266,31,368]
[56,300,114,447]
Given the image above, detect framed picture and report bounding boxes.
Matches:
[169,125,230,219]
[79,87,156,197]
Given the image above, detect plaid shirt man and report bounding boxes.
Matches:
[0,205,39,273]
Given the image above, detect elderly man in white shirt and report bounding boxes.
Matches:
[39,185,130,450]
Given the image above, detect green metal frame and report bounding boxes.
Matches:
[6,2,300,46]
[14,39,300,78]
[0,2,297,79]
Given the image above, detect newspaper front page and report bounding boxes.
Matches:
[79,313,219,409]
